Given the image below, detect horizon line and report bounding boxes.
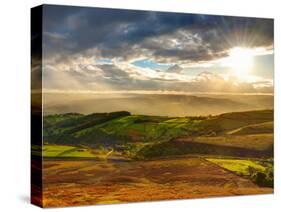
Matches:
[31,89,274,96]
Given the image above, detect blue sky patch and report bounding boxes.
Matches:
[132,59,174,71]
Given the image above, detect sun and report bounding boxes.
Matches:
[223,47,254,76]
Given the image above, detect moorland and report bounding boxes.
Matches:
[35,108,274,207]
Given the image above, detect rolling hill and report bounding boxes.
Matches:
[43,93,273,116]
[43,109,273,159]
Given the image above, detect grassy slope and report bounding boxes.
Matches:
[43,109,273,159]
[193,134,273,151]
[228,121,273,135]
[206,158,273,187]
[43,157,272,207]
[200,110,273,133]
[43,145,97,158]
[136,136,273,159]
[43,144,117,159]
[206,158,266,175]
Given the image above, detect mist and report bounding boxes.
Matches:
[43,93,273,117]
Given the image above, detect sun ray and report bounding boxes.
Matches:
[221,47,254,78]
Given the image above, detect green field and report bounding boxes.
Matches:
[207,158,266,175]
[43,145,95,158]
[207,158,273,187]
[42,144,116,159]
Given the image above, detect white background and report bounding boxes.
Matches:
[0,0,280,211]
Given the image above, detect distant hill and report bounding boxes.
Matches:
[43,93,273,116]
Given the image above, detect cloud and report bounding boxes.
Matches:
[42,53,273,94]
[166,64,183,73]
[43,5,273,65]
[41,5,273,94]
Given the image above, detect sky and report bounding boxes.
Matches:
[39,5,274,94]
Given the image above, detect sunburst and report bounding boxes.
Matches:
[223,47,254,77]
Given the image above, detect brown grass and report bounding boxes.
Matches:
[179,134,273,151]
[42,157,272,207]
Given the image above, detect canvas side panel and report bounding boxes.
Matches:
[31,5,43,208]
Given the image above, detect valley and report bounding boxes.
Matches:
[38,109,274,207]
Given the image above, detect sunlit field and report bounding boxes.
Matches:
[42,157,272,207]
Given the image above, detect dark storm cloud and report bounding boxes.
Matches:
[43,5,273,63]
[166,64,183,73]
[96,64,132,83]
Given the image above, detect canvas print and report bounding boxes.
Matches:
[31,4,274,208]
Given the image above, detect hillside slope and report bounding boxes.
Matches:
[228,122,273,135]
[43,110,273,158]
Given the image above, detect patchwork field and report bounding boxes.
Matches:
[38,109,274,207]
[42,157,272,207]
